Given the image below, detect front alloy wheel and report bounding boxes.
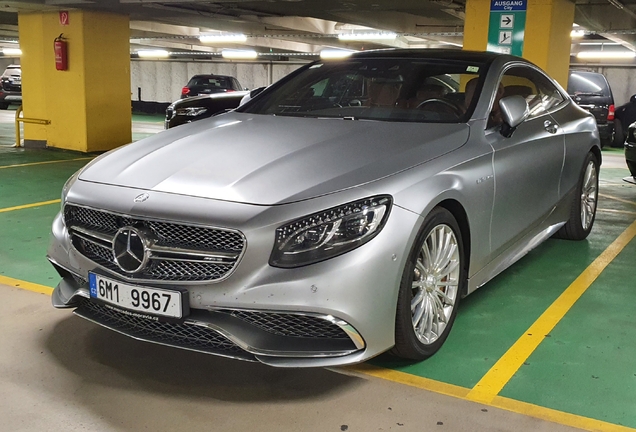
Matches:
[392,207,466,360]
[411,224,460,345]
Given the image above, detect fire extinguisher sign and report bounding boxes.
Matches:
[59,11,69,26]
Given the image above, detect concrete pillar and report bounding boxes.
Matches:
[18,10,131,152]
[463,0,574,87]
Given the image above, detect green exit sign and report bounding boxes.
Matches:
[487,0,527,56]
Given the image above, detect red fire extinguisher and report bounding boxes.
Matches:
[54,34,68,71]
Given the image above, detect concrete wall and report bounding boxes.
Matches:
[131,60,306,103]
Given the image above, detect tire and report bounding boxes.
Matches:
[613,120,625,148]
[391,207,467,360]
[0,103,8,110]
[554,152,599,240]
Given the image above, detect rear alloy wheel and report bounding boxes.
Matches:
[554,152,599,240]
[392,207,466,360]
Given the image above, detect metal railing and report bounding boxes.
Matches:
[15,105,51,147]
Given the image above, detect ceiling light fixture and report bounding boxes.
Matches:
[576,50,636,59]
[338,32,397,41]
[570,29,585,38]
[137,49,170,58]
[320,49,356,59]
[2,48,21,56]
[200,33,247,43]
[221,49,258,59]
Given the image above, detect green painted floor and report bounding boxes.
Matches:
[0,139,635,429]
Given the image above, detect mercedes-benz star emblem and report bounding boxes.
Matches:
[134,193,150,203]
[113,227,148,273]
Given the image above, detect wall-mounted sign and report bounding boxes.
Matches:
[59,11,69,26]
[487,0,526,56]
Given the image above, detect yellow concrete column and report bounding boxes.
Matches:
[18,10,131,152]
[523,0,574,87]
[463,0,574,88]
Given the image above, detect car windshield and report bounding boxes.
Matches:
[242,57,487,123]
[189,76,232,89]
[568,72,611,97]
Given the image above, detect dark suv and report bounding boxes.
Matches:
[181,75,244,98]
[568,70,615,148]
[0,64,21,109]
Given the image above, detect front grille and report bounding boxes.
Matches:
[76,298,249,357]
[64,204,245,282]
[229,310,350,339]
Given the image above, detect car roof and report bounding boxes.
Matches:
[349,48,517,64]
[190,74,235,79]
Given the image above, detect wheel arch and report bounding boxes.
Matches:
[435,199,471,296]
[590,145,602,167]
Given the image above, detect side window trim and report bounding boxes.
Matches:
[494,63,568,121]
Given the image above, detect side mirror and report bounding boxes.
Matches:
[499,95,529,137]
[250,86,266,98]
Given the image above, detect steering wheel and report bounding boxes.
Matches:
[416,98,463,117]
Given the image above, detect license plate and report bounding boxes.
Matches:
[88,273,184,318]
[5,96,21,101]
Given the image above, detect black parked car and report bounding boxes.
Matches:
[0,64,21,109]
[613,95,636,147]
[181,74,244,98]
[165,91,248,129]
[568,70,615,147]
[625,122,636,181]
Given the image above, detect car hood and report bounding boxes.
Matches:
[79,113,469,205]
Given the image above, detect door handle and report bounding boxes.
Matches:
[544,120,558,134]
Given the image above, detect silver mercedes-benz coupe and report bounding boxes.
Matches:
[48,50,600,367]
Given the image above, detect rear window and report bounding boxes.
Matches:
[568,72,611,97]
[188,76,232,89]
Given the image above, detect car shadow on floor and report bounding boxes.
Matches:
[43,315,363,403]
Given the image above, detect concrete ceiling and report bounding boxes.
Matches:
[0,0,635,61]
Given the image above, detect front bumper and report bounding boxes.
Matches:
[48,181,420,367]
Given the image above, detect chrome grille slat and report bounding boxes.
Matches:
[65,204,245,282]
[228,310,350,339]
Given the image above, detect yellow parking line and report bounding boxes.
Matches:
[466,219,636,404]
[0,157,92,170]
[600,193,636,207]
[344,363,469,399]
[598,208,636,216]
[346,365,636,432]
[0,199,61,213]
[0,275,53,295]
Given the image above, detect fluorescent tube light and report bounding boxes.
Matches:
[576,50,636,59]
[2,48,21,56]
[338,32,397,41]
[221,49,258,59]
[200,34,247,43]
[570,29,585,38]
[137,50,170,58]
[320,49,355,59]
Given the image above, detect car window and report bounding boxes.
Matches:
[189,76,232,89]
[567,72,611,97]
[242,58,488,123]
[495,66,565,121]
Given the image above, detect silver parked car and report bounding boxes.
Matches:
[48,50,600,367]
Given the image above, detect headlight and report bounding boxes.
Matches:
[270,195,392,268]
[61,168,81,210]
[176,107,208,117]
